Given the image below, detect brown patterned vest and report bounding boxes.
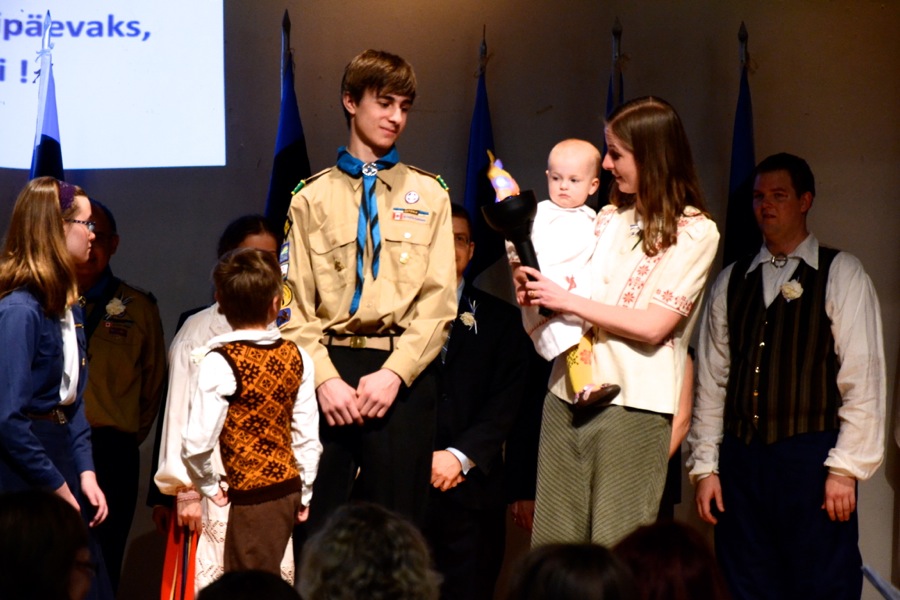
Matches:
[724,247,841,444]
[213,338,304,505]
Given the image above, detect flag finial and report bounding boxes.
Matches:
[612,17,622,61]
[40,12,53,54]
[738,22,749,67]
[478,26,488,76]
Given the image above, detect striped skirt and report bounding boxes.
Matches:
[531,392,671,548]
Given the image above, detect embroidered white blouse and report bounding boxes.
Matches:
[548,204,719,414]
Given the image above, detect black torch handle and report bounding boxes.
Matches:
[513,240,553,317]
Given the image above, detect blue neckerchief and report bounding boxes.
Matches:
[336,145,399,314]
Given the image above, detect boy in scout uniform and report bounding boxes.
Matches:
[279,49,456,533]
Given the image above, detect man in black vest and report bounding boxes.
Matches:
[687,153,885,600]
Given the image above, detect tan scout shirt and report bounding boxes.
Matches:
[83,279,167,441]
[280,162,457,388]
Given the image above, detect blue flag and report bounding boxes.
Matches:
[30,13,64,180]
[723,63,760,265]
[462,39,501,280]
[598,68,624,208]
[264,10,311,232]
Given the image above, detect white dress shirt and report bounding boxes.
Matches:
[687,234,886,482]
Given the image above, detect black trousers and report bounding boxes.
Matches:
[302,346,437,536]
[716,430,862,600]
[424,491,506,600]
[91,426,139,594]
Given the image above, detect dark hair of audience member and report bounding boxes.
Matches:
[613,520,730,600]
[216,214,281,259]
[505,543,637,600]
[0,489,91,600]
[196,570,300,600]
[299,501,441,600]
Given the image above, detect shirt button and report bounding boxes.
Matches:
[399,252,409,264]
[404,232,411,239]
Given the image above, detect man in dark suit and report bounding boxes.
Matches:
[424,204,539,600]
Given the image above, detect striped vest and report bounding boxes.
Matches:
[213,339,304,505]
[724,247,841,444]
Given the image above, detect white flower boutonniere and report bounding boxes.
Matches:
[190,345,211,365]
[459,299,478,334]
[781,280,803,302]
[104,295,132,319]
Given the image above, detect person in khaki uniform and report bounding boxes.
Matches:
[279,49,456,534]
[75,199,167,593]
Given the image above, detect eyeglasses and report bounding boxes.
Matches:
[453,234,471,248]
[65,219,96,233]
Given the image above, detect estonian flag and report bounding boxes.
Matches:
[30,12,64,180]
[723,27,760,265]
[598,68,624,209]
[264,10,311,232]
[463,37,502,281]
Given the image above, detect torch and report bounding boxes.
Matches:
[481,152,551,316]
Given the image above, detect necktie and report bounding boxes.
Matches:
[336,146,399,314]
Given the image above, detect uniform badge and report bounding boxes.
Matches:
[405,191,420,204]
[279,242,290,279]
[276,308,291,328]
[391,207,430,223]
[282,284,293,306]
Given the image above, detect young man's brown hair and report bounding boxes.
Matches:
[340,49,417,125]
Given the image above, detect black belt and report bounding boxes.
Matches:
[26,407,69,425]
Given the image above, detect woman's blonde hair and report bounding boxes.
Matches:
[606,97,707,256]
[0,177,82,316]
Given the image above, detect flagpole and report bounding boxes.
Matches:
[738,21,748,68]
[33,12,53,152]
[611,17,622,106]
[282,10,291,75]
[462,29,500,281]
[723,21,759,264]
[264,9,311,226]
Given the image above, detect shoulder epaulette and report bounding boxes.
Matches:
[408,165,450,192]
[119,280,158,304]
[291,168,332,195]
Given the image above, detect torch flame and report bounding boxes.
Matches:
[487,150,520,203]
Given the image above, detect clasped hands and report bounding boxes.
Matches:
[317,369,402,426]
[431,450,465,491]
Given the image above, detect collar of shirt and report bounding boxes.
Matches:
[340,160,399,193]
[207,326,281,348]
[541,200,597,219]
[746,233,820,275]
[746,233,819,307]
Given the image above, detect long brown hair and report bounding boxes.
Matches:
[605,97,707,256]
[0,177,82,316]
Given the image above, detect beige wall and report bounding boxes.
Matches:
[1,1,897,597]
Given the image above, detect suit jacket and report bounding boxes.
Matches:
[436,284,538,510]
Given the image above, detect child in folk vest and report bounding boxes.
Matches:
[182,248,321,577]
